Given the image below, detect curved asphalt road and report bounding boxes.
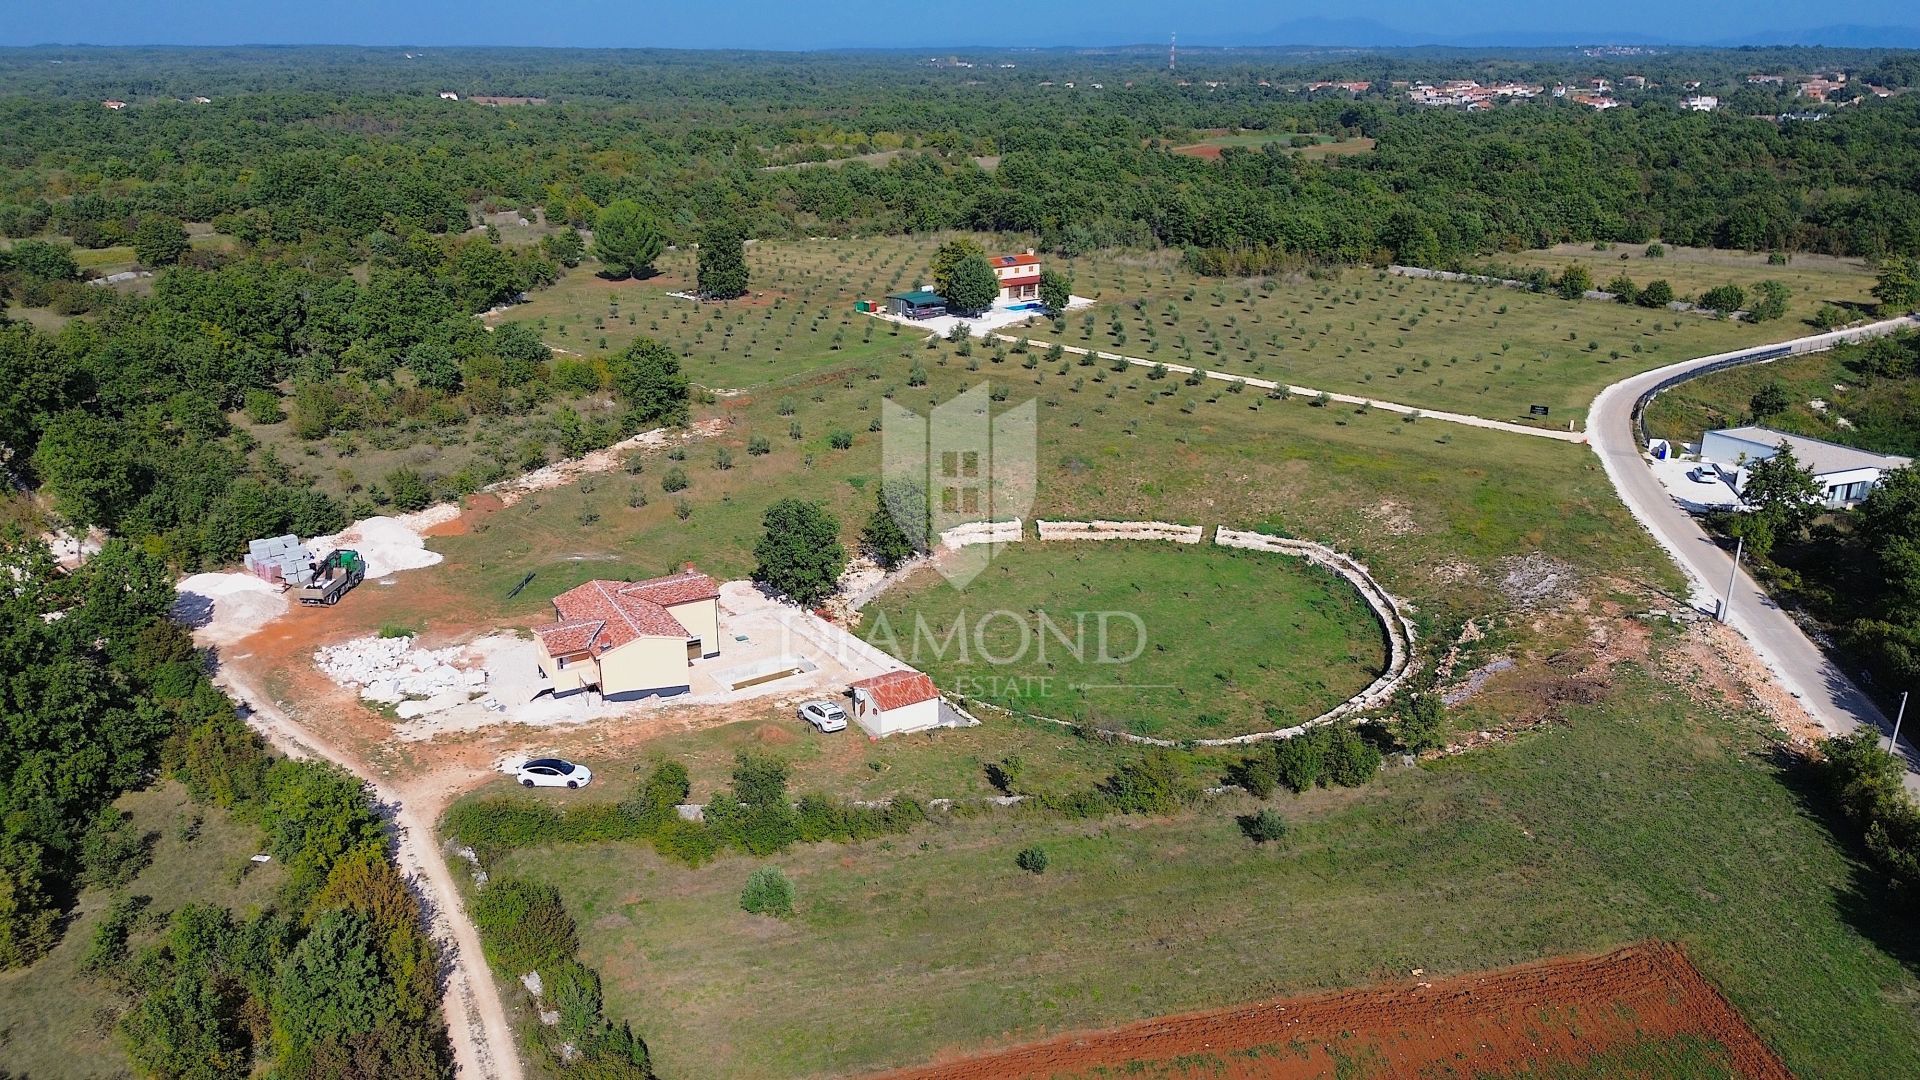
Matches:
[1586,315,1920,790]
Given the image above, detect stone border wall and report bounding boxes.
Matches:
[939,518,1024,548]
[1036,520,1204,544]
[921,522,1419,747]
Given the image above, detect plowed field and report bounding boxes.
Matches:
[867,943,1788,1080]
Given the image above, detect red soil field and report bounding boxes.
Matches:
[868,943,1789,1080]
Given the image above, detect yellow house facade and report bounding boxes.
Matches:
[532,567,721,700]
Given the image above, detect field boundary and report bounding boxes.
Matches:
[863,941,1791,1080]
[921,523,1416,747]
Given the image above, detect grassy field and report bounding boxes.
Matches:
[1170,132,1377,159]
[1643,348,1920,457]
[864,543,1387,739]
[1046,254,1786,426]
[1501,243,1879,326]
[327,328,1672,658]
[488,669,1920,1079]
[0,782,281,1079]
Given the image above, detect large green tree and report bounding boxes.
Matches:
[590,200,665,279]
[1872,256,1920,314]
[132,215,189,267]
[607,337,689,430]
[861,478,929,569]
[941,251,1000,316]
[1729,442,1822,556]
[696,223,748,300]
[752,498,845,606]
[1038,268,1073,315]
[930,238,987,297]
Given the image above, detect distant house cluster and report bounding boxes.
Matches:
[1307,80,1372,95]
[1407,80,1543,109]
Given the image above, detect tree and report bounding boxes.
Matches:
[5,238,79,282]
[1638,279,1675,307]
[929,238,987,298]
[1014,846,1049,873]
[940,251,999,316]
[1749,381,1791,421]
[132,215,189,267]
[275,910,401,1058]
[1872,255,1920,314]
[591,200,665,279]
[385,468,433,512]
[696,223,748,300]
[1859,466,1920,611]
[752,498,845,606]
[1038,268,1072,315]
[607,338,689,430]
[860,478,928,569]
[1748,279,1791,322]
[1700,284,1747,314]
[1734,442,1822,557]
[740,866,794,918]
[1553,263,1592,300]
[541,228,586,267]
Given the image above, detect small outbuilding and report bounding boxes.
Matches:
[884,289,948,319]
[1700,425,1911,509]
[848,670,941,737]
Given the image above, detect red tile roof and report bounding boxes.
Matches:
[995,253,1040,267]
[1001,274,1041,288]
[851,670,939,712]
[541,568,718,655]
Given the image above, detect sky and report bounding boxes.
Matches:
[5,0,1919,50]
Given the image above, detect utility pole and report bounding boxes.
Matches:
[1169,32,1176,73]
[1718,535,1743,622]
[1890,691,1910,757]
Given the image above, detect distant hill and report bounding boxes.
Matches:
[1233,19,1920,50]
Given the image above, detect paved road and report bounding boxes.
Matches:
[1585,315,1920,790]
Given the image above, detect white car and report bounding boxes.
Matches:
[798,700,848,733]
[1689,463,1728,485]
[516,757,592,789]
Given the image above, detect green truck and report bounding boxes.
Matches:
[297,549,367,606]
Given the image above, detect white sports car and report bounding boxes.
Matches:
[516,757,593,789]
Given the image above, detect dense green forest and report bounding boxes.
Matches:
[0,531,450,1075]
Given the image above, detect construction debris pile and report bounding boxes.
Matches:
[314,635,497,718]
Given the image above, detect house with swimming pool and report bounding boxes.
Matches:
[992,250,1042,303]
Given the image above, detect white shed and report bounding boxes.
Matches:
[848,670,941,737]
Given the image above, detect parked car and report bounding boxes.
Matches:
[516,757,592,788]
[797,700,848,733]
[1688,463,1728,484]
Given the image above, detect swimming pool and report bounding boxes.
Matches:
[1006,301,1044,311]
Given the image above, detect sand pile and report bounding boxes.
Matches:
[309,517,446,578]
[174,572,289,646]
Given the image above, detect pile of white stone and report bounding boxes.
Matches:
[314,634,493,718]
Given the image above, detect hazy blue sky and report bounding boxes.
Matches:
[6,0,1918,49]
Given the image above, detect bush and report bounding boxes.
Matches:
[1238,808,1289,844]
[747,433,771,455]
[660,466,689,492]
[1097,750,1199,815]
[740,866,794,918]
[1014,846,1049,874]
[385,467,434,512]
[1272,733,1326,793]
[80,892,149,978]
[1323,726,1383,787]
[243,388,286,425]
[828,428,853,450]
[1395,694,1450,753]
[472,879,578,974]
[78,807,155,891]
[1700,284,1747,314]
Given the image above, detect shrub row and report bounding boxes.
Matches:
[445,755,928,868]
[1820,730,1920,888]
[470,879,655,1077]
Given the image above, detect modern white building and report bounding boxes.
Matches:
[1700,426,1911,508]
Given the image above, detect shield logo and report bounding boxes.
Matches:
[882,383,1036,589]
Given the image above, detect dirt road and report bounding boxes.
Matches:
[213,666,525,1080]
[1585,315,1920,793]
